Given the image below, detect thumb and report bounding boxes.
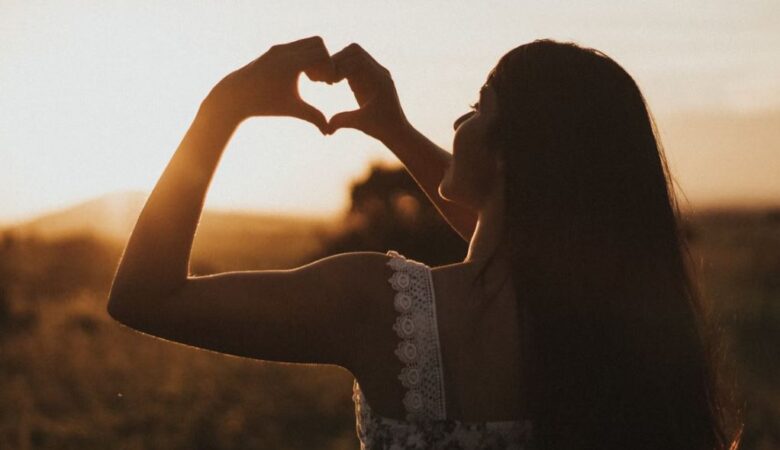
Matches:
[292,100,328,134]
[327,109,363,135]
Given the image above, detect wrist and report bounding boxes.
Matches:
[199,86,245,129]
[378,118,416,149]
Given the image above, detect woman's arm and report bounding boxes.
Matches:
[107,100,236,311]
[107,37,384,367]
[107,94,383,365]
[382,124,477,242]
[110,36,333,310]
[327,43,478,242]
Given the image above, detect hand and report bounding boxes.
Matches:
[326,43,410,143]
[204,36,337,133]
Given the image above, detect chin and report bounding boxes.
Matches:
[439,182,467,208]
[438,178,454,202]
[439,173,475,208]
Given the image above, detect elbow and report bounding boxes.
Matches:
[106,292,153,332]
[106,279,186,328]
[107,265,187,322]
[106,281,146,326]
[106,290,133,325]
[106,270,140,323]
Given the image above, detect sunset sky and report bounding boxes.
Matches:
[2,0,779,224]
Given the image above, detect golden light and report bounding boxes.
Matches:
[2,1,779,225]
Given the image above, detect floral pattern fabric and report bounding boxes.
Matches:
[353,381,534,450]
[351,250,534,449]
[386,250,447,421]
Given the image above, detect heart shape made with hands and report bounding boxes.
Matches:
[297,73,359,129]
[294,46,378,136]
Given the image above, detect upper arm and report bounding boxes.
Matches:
[107,251,390,369]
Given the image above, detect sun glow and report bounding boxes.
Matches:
[2,1,779,224]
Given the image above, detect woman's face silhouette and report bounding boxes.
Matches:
[439,83,502,211]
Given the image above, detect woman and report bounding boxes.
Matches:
[108,36,740,449]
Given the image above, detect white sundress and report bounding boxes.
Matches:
[351,250,534,449]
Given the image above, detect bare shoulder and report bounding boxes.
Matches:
[429,259,480,302]
[300,250,390,269]
[303,250,393,293]
[307,250,398,320]
[321,250,410,372]
[295,250,396,326]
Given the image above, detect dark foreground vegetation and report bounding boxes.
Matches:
[1,165,777,449]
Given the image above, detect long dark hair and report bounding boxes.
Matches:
[478,39,741,449]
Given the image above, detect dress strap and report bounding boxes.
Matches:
[385,250,447,421]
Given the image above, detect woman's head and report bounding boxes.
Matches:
[441,39,670,221]
[449,39,740,449]
[439,82,503,211]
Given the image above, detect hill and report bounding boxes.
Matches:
[1,191,343,271]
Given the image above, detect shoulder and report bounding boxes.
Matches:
[301,250,394,283]
[300,250,391,272]
[301,251,403,370]
[301,250,398,313]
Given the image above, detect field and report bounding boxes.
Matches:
[0,203,777,449]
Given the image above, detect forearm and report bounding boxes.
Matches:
[109,98,238,309]
[384,124,477,242]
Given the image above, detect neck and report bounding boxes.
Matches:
[465,184,510,265]
[463,182,513,300]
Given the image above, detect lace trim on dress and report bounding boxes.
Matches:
[386,250,447,421]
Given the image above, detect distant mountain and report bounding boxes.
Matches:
[1,191,344,270]
[3,191,148,242]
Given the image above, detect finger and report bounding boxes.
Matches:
[331,43,356,59]
[279,35,327,52]
[305,60,337,83]
[332,42,364,58]
[290,44,329,65]
[332,52,367,81]
[341,43,381,68]
[327,109,363,134]
[292,100,328,134]
[358,46,386,70]
[277,36,329,65]
[291,44,338,84]
[333,43,384,72]
[331,44,363,78]
[333,48,388,84]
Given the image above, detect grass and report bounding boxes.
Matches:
[0,207,777,449]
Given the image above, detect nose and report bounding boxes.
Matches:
[453,111,475,131]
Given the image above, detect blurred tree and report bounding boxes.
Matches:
[312,162,468,265]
